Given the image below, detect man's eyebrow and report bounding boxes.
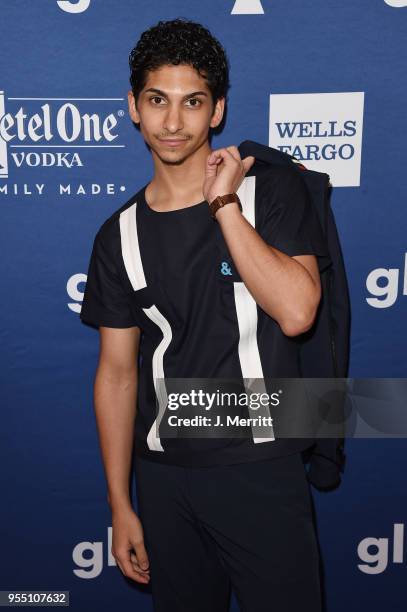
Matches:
[144,88,208,99]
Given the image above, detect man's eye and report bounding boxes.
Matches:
[149,96,201,107]
[186,98,201,107]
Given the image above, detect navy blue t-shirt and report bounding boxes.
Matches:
[80,164,332,466]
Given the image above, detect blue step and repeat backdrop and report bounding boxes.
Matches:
[1,1,407,611]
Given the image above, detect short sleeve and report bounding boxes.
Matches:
[259,167,332,273]
[80,229,141,329]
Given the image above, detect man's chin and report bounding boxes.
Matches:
[154,149,191,166]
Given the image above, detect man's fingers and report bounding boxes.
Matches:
[208,148,235,165]
[222,147,254,174]
[242,155,255,173]
[225,145,241,162]
[115,551,150,583]
[130,551,150,573]
[132,540,150,571]
[121,558,150,583]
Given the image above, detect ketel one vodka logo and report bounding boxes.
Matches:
[0,91,124,179]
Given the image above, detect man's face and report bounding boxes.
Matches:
[128,63,224,165]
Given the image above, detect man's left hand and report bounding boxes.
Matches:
[203,145,255,204]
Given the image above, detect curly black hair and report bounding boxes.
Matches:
[129,18,230,111]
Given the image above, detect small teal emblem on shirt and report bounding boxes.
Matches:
[220,261,233,276]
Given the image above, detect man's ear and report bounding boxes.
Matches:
[210,96,225,129]
[128,90,140,124]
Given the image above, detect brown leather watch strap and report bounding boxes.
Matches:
[209,193,242,219]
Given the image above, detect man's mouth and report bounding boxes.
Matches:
[158,138,188,146]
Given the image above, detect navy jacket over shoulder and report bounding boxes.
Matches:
[238,140,350,491]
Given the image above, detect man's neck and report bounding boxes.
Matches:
[146,139,212,210]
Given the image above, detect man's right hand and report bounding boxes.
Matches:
[111,506,150,584]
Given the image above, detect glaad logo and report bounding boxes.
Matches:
[384,1,407,7]
[57,0,91,13]
[73,527,116,579]
[366,253,407,308]
[358,523,405,574]
[231,0,264,14]
[68,274,87,314]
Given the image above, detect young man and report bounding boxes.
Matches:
[80,17,331,612]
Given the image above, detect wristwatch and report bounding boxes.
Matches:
[209,193,242,220]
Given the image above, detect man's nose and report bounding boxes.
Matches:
[163,105,184,133]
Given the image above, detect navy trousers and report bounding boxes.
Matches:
[134,451,322,612]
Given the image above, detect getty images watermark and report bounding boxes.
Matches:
[149,378,407,440]
[167,387,279,428]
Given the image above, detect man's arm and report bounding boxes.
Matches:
[94,325,150,583]
[95,326,140,511]
[216,205,321,337]
[203,146,323,337]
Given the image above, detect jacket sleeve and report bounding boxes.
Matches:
[303,201,349,491]
[306,437,347,490]
[259,165,348,490]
